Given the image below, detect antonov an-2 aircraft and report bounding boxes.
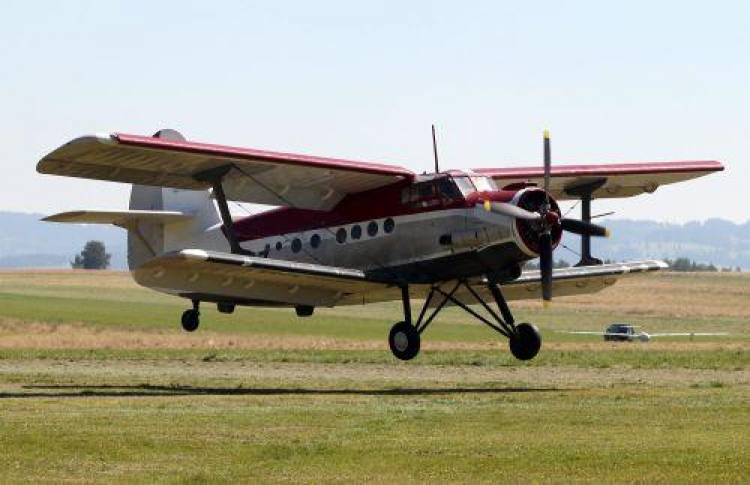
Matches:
[37,129,723,361]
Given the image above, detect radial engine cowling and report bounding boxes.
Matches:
[510,188,563,256]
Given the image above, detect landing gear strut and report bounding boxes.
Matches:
[181,300,200,332]
[389,280,542,361]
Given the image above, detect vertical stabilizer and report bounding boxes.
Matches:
[127,185,223,269]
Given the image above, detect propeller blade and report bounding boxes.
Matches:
[539,231,553,304]
[543,130,551,202]
[483,201,540,221]
[560,218,611,238]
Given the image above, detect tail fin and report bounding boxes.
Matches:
[44,185,222,270]
[127,185,221,269]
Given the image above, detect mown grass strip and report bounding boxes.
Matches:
[0,347,745,369]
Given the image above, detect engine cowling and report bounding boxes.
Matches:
[511,188,563,256]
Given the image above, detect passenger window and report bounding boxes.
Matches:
[384,218,395,233]
[336,228,347,243]
[367,221,378,237]
[291,238,302,253]
[351,225,362,240]
[310,234,321,248]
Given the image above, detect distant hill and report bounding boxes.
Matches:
[589,219,750,270]
[0,212,748,270]
[0,212,126,269]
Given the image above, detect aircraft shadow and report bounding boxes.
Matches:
[1,384,563,399]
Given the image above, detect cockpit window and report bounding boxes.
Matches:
[436,177,462,201]
[402,181,439,207]
[470,176,498,192]
[402,177,466,208]
[452,176,476,196]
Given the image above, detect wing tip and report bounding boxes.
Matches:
[41,211,86,223]
[37,133,117,175]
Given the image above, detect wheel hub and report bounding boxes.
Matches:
[393,332,409,352]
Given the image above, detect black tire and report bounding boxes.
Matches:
[388,321,420,361]
[181,309,200,332]
[509,323,542,361]
[295,305,315,317]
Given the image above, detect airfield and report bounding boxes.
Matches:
[0,269,747,482]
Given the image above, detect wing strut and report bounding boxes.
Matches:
[564,178,607,266]
[194,165,255,257]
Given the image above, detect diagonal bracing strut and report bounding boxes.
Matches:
[410,280,518,339]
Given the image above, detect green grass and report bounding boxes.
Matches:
[0,383,746,482]
[0,270,747,482]
[0,286,747,343]
[0,347,746,370]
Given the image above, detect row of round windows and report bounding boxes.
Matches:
[273,218,396,254]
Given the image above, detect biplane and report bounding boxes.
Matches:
[37,129,723,360]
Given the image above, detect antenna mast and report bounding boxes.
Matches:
[431,124,440,173]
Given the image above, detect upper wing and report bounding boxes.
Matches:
[37,133,414,210]
[133,251,665,308]
[474,161,723,200]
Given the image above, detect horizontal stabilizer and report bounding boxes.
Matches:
[43,210,194,227]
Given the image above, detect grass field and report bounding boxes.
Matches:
[0,270,747,482]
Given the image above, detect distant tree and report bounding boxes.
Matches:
[71,241,111,270]
[664,257,719,272]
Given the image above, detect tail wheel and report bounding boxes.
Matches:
[388,321,421,361]
[509,323,541,360]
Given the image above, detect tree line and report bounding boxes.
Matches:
[663,257,741,272]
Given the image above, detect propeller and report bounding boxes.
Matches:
[484,200,609,237]
[540,130,553,306]
[560,218,609,237]
[480,131,610,305]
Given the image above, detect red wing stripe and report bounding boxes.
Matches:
[113,133,415,179]
[474,160,724,178]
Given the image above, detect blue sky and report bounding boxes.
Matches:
[2,1,748,222]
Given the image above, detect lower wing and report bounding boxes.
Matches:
[133,251,665,308]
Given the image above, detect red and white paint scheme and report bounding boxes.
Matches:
[38,129,723,360]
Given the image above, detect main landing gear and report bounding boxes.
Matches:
[181,300,200,332]
[388,281,542,361]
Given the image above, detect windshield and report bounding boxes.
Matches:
[402,176,468,208]
[436,177,463,201]
[470,176,498,192]
[452,176,476,196]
